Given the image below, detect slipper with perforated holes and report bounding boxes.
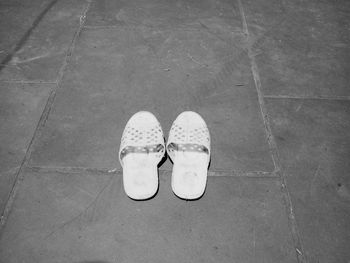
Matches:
[167,111,211,199]
[119,111,165,200]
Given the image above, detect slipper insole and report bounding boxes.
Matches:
[122,154,159,200]
[171,151,208,199]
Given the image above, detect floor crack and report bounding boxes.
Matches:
[237,1,308,262]
[44,174,113,240]
[0,0,93,234]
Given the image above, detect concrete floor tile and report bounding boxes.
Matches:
[266,99,350,263]
[29,27,273,172]
[0,0,348,262]
[0,0,86,82]
[85,0,242,32]
[0,0,50,62]
[0,83,52,215]
[0,170,296,263]
[243,0,350,97]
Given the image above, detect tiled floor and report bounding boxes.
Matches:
[0,0,349,262]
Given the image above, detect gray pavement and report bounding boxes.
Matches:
[0,0,349,262]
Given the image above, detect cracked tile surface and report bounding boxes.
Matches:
[0,83,52,215]
[0,170,296,263]
[28,26,274,172]
[1,0,349,262]
[243,0,350,98]
[266,99,350,262]
[0,0,86,82]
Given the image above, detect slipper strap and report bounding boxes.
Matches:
[167,143,209,154]
[120,144,164,160]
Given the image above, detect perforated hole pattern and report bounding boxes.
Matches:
[169,123,210,146]
[120,121,165,160]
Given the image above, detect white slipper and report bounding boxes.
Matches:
[167,111,211,199]
[119,111,165,200]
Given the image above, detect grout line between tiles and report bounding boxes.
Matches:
[56,1,91,84]
[0,0,92,233]
[26,166,117,175]
[24,166,278,178]
[83,24,245,35]
[0,85,57,231]
[237,1,307,262]
[264,94,350,101]
[0,80,57,84]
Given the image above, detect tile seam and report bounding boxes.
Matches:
[237,1,307,262]
[0,0,92,234]
[24,166,277,178]
[56,0,92,84]
[82,24,245,35]
[0,86,57,232]
[0,80,57,84]
[264,94,350,101]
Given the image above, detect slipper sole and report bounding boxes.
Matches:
[167,111,210,200]
[119,111,164,200]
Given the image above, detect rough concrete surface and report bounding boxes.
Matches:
[0,0,349,262]
[0,170,296,263]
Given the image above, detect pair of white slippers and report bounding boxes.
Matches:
[119,111,211,200]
